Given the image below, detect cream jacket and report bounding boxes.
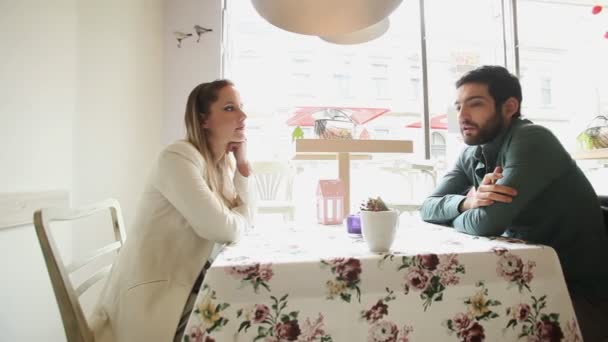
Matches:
[90,140,254,342]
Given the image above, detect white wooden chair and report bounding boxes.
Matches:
[33,198,126,342]
[252,161,296,221]
[380,160,437,215]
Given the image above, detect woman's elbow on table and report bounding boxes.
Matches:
[190,212,247,244]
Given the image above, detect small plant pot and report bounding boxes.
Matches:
[360,209,399,253]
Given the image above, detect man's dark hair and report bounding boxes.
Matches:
[456,65,522,118]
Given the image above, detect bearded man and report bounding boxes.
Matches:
[420,65,608,341]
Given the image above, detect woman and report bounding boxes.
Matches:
[90,79,255,342]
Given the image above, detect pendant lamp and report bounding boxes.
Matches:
[320,18,389,45]
[251,0,403,36]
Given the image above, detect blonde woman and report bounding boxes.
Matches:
[90,79,254,342]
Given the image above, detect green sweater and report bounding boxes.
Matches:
[420,118,608,299]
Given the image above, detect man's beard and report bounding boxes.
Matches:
[461,108,505,145]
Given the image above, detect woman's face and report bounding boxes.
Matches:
[203,85,247,144]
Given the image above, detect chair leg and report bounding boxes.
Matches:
[283,209,294,222]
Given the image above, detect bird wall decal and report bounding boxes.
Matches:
[194,25,213,42]
[173,31,193,48]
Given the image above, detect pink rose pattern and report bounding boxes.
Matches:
[236,294,333,341]
[396,253,465,310]
[444,282,501,342]
[564,318,583,342]
[193,250,574,340]
[299,314,333,342]
[361,289,414,342]
[363,300,390,323]
[367,321,414,342]
[226,263,274,293]
[505,295,566,342]
[361,289,396,323]
[493,249,536,292]
[321,258,362,303]
[184,327,216,342]
[253,304,271,323]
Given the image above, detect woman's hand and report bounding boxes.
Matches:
[459,166,518,212]
[227,141,250,177]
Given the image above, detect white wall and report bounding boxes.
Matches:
[73,0,164,232]
[0,1,77,340]
[162,0,223,144]
[0,0,165,340]
[72,0,165,316]
[0,0,222,339]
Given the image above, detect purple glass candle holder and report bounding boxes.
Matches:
[346,214,361,235]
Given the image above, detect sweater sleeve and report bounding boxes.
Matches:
[153,149,249,244]
[232,167,257,228]
[419,154,471,224]
[452,125,572,236]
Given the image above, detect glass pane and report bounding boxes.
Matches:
[424,0,505,173]
[518,0,608,194]
[225,1,422,153]
[225,1,423,218]
[518,0,608,151]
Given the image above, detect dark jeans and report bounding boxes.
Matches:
[572,293,608,341]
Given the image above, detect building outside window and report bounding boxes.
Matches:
[518,0,608,152]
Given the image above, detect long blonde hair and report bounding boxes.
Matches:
[184,79,237,208]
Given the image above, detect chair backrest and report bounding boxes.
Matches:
[380,160,437,201]
[33,198,126,342]
[252,161,295,201]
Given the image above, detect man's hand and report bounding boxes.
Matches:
[459,166,517,212]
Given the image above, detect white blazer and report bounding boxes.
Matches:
[90,140,254,342]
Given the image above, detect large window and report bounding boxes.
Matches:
[224,1,422,162]
[424,0,505,167]
[517,0,608,194]
[518,0,608,153]
[224,0,608,219]
[224,1,424,219]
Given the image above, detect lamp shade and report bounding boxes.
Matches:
[320,18,389,45]
[251,0,403,36]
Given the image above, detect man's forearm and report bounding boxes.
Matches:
[452,208,507,236]
[420,194,467,225]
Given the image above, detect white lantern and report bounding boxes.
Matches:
[317,180,345,225]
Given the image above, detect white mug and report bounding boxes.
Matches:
[360,209,399,253]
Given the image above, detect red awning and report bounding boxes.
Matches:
[286,107,390,126]
[405,114,448,130]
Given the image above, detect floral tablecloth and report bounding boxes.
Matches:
[183,221,581,342]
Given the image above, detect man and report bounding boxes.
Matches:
[420,65,608,340]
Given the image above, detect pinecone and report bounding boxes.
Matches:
[360,197,389,212]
